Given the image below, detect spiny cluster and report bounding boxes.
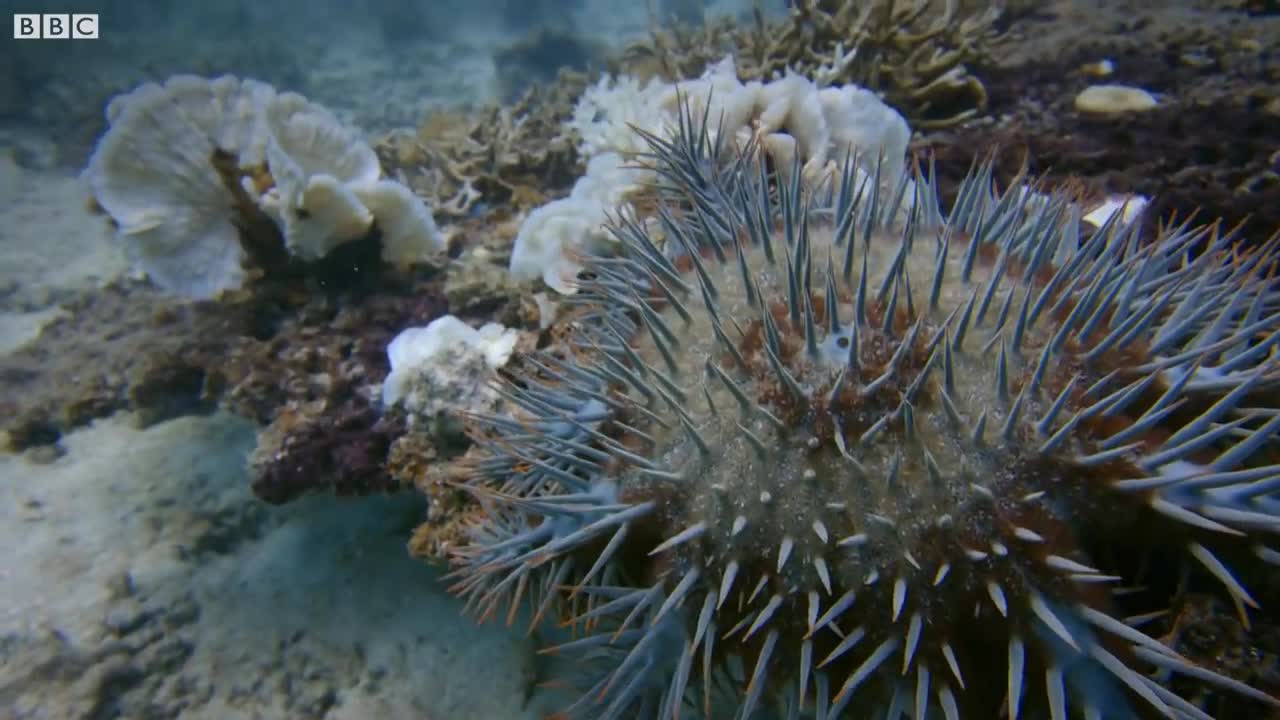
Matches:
[450,105,1280,719]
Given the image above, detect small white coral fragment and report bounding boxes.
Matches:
[1083,194,1149,228]
[382,316,520,422]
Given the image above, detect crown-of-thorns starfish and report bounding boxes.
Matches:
[449,101,1280,719]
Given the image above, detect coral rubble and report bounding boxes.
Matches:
[374,72,586,223]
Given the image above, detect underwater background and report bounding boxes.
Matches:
[1,0,1279,718]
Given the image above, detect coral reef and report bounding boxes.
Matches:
[0,269,455,507]
[924,0,1280,238]
[9,2,1280,717]
[619,0,1001,129]
[248,400,407,505]
[448,106,1280,717]
[220,193,540,509]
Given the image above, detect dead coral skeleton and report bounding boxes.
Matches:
[374,71,586,221]
[622,0,1001,129]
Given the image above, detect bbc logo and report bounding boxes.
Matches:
[13,13,99,39]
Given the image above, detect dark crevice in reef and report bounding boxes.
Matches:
[1095,538,1280,718]
[213,148,425,302]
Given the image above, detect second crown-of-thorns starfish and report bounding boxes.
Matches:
[449,103,1280,719]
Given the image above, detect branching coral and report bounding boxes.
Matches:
[374,71,587,222]
[621,0,1001,129]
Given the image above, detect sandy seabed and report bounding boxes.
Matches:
[0,150,555,720]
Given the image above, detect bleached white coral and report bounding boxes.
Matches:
[567,75,671,158]
[817,84,911,186]
[84,75,274,298]
[85,74,445,299]
[351,180,446,265]
[660,56,762,139]
[256,93,382,259]
[509,152,646,293]
[381,315,520,422]
[653,57,910,184]
[513,56,914,294]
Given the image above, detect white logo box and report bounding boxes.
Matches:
[13,13,98,39]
